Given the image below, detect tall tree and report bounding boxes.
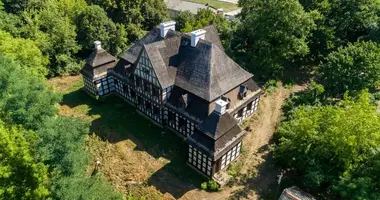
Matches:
[0,56,61,130]
[319,41,380,96]
[86,0,167,41]
[232,0,316,79]
[76,5,128,56]
[0,121,49,200]
[275,90,380,196]
[0,30,48,77]
[300,0,380,61]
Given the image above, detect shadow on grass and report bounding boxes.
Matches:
[61,88,205,199]
[228,145,297,200]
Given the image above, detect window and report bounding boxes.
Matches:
[152,87,159,97]
[136,77,142,87]
[137,96,143,105]
[247,101,253,110]
[143,81,150,93]
[168,111,175,122]
[153,106,160,116]
[145,101,152,111]
[238,109,243,117]
[179,117,186,129]
[131,90,136,98]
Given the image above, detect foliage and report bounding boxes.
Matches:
[275,90,380,197]
[319,41,380,96]
[282,82,325,118]
[232,0,317,80]
[36,116,90,176]
[0,121,49,200]
[263,80,279,94]
[76,5,128,56]
[200,180,221,191]
[333,152,380,199]
[0,30,48,77]
[300,0,380,61]
[50,174,123,200]
[86,0,167,41]
[0,56,61,130]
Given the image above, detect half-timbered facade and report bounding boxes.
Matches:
[81,22,263,181]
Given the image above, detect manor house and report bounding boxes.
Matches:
[81,21,262,180]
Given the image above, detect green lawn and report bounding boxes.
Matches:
[184,0,239,12]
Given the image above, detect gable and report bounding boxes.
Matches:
[133,49,161,88]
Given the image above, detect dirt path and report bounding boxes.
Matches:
[181,84,306,200]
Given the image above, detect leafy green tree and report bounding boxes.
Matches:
[0,30,48,77]
[232,0,316,79]
[51,174,123,200]
[2,0,46,14]
[21,0,84,75]
[300,0,380,61]
[86,0,167,41]
[319,41,380,96]
[333,152,380,199]
[76,5,128,55]
[275,90,380,196]
[0,121,49,200]
[36,116,90,176]
[0,56,61,130]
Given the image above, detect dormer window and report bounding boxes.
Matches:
[239,85,248,99]
[179,93,190,109]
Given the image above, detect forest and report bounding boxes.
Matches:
[0,0,379,199]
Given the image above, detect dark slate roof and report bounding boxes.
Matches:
[86,49,116,67]
[203,25,224,50]
[167,86,210,121]
[279,186,315,200]
[197,112,238,140]
[119,28,180,64]
[188,123,244,160]
[117,24,253,101]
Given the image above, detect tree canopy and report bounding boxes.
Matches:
[319,41,380,96]
[0,121,49,200]
[231,0,317,79]
[275,90,380,197]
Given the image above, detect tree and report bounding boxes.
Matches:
[2,0,46,14]
[333,152,380,199]
[21,0,85,75]
[319,41,380,96]
[51,174,123,200]
[231,0,316,79]
[86,0,167,41]
[0,56,61,130]
[76,5,128,56]
[299,0,380,61]
[274,90,380,196]
[0,30,48,77]
[0,121,49,200]
[36,116,90,176]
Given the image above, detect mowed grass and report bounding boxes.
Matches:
[184,0,239,12]
[49,76,205,199]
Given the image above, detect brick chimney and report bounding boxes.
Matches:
[160,21,176,38]
[191,29,206,47]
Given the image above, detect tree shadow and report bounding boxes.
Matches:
[61,88,206,198]
[228,145,296,200]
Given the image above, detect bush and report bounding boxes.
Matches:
[264,79,279,94]
[200,182,207,190]
[200,180,221,191]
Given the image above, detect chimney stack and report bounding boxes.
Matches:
[94,41,102,50]
[191,29,206,47]
[215,99,228,115]
[160,21,176,38]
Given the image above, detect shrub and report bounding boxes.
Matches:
[200,182,208,190]
[264,79,279,94]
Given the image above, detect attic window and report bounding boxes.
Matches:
[179,93,190,109]
[239,85,248,99]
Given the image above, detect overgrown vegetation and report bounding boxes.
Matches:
[201,180,221,191]
[0,56,123,199]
